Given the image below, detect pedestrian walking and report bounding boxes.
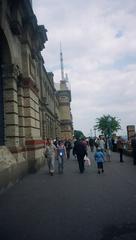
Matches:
[94,137,99,148]
[94,147,104,174]
[53,138,59,147]
[64,139,72,159]
[131,134,136,165]
[112,137,117,152]
[99,136,106,153]
[45,139,57,176]
[72,138,78,160]
[117,137,124,162]
[57,141,67,174]
[89,137,94,152]
[105,138,112,161]
[73,139,87,173]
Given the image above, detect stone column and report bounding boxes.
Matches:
[2,64,20,147]
[42,111,46,140]
[17,86,25,145]
[22,77,40,140]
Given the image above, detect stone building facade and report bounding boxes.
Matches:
[0,0,73,190]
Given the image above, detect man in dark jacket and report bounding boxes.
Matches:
[117,137,124,162]
[131,134,136,165]
[73,139,87,173]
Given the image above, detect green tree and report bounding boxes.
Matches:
[74,130,85,139]
[95,114,121,137]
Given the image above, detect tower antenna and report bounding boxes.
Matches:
[60,42,65,81]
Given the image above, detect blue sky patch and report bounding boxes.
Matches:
[99,54,136,71]
[115,30,124,38]
[112,54,136,69]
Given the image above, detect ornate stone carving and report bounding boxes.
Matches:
[21,77,39,95]
[6,0,22,36]
[10,20,22,35]
[1,64,21,79]
[38,25,48,51]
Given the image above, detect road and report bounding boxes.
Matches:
[0,150,136,240]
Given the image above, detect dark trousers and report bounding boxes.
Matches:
[90,146,94,152]
[66,149,71,159]
[132,150,136,165]
[119,149,123,162]
[77,156,85,173]
[97,162,103,170]
[58,156,64,173]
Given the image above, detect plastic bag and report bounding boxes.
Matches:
[84,155,91,166]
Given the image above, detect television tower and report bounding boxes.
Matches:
[58,43,73,139]
[60,43,65,81]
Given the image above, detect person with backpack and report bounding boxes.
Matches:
[94,147,105,174]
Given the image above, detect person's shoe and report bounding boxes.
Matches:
[50,172,53,176]
[98,170,100,174]
[102,169,104,173]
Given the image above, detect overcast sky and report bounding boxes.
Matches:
[33,0,136,136]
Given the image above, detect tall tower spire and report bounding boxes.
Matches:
[58,43,73,139]
[60,42,65,81]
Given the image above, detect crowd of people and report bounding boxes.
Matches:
[44,138,72,176]
[44,134,136,176]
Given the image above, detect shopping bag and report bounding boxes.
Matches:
[84,155,91,166]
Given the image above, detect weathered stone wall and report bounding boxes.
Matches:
[0,0,48,190]
[0,146,28,192]
[0,0,72,191]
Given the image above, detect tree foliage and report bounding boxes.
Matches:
[95,114,121,137]
[74,130,85,139]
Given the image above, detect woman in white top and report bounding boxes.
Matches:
[45,139,57,176]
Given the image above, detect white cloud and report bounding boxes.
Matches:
[33,0,136,136]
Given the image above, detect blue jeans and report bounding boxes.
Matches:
[58,156,64,173]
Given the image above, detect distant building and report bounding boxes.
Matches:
[57,80,73,140]
[127,125,135,140]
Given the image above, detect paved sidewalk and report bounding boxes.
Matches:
[0,150,136,240]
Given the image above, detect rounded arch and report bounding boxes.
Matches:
[0,28,12,64]
[0,28,12,145]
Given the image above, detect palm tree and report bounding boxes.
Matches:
[95,114,121,137]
